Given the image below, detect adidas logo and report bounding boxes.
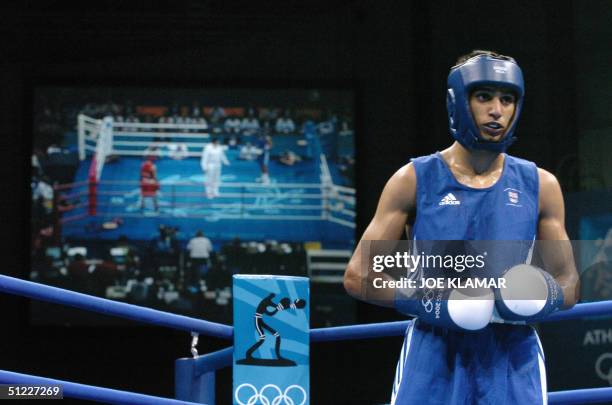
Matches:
[439,193,460,206]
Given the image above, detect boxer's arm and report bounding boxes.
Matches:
[221,150,230,166]
[264,305,279,315]
[343,163,416,307]
[537,168,580,308]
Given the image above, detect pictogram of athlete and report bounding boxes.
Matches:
[238,293,306,367]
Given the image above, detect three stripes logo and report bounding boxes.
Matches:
[439,193,460,206]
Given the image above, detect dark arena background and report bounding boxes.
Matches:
[1,1,611,404]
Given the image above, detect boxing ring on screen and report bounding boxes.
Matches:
[53,115,355,245]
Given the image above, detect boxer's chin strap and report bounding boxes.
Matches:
[190,332,199,358]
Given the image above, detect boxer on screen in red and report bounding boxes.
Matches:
[140,158,159,212]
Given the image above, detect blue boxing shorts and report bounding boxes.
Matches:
[390,319,546,405]
[258,150,270,166]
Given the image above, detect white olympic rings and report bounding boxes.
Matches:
[421,288,435,313]
[235,383,307,405]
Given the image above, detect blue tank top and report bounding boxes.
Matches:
[411,152,539,274]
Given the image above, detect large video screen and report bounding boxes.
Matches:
[30,86,355,324]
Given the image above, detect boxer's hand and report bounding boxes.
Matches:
[495,264,564,322]
[278,297,291,310]
[291,298,306,309]
[396,286,494,331]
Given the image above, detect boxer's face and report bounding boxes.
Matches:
[469,86,517,142]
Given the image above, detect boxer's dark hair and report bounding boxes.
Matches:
[455,49,515,66]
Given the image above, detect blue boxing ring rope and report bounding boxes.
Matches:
[1,274,611,404]
[0,370,201,405]
[0,274,232,339]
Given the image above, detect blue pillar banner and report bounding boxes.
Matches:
[233,275,309,405]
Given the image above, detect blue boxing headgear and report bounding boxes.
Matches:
[447,54,524,153]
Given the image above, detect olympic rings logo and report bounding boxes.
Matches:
[421,289,435,313]
[235,383,307,405]
[595,353,612,385]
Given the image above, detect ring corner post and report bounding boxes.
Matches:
[175,357,215,405]
[87,158,97,216]
[233,275,310,404]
